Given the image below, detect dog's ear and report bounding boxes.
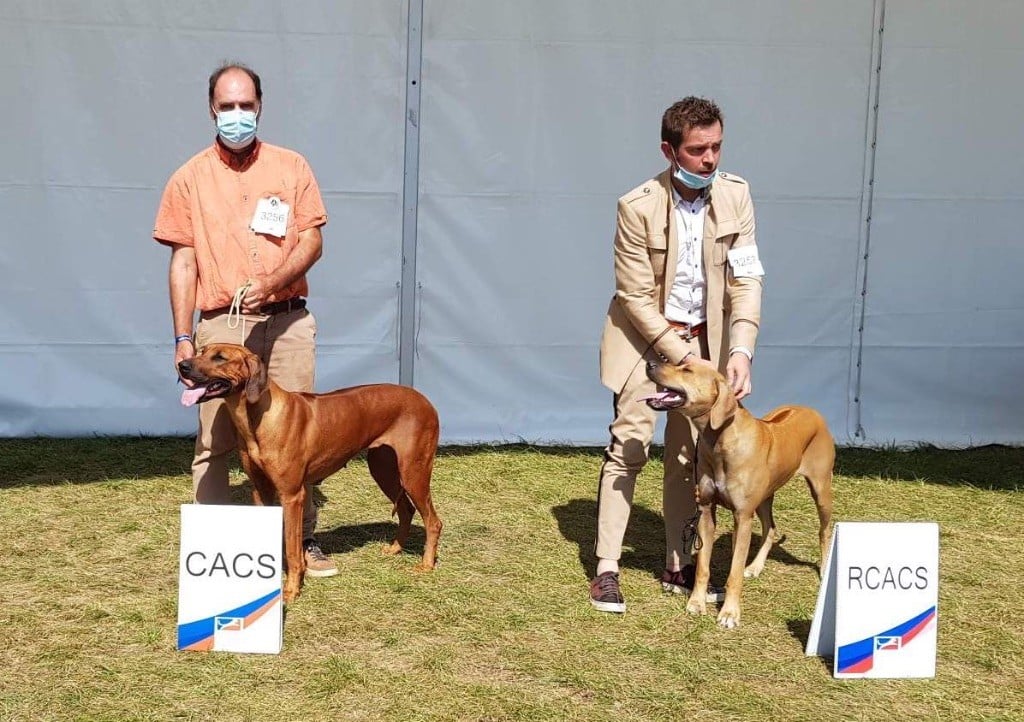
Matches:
[709,376,738,430]
[243,354,268,404]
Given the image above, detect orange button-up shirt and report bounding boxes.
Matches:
[153,140,328,311]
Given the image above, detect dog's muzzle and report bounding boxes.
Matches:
[177,361,234,407]
[639,389,687,410]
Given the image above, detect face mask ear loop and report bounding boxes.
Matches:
[227,280,254,344]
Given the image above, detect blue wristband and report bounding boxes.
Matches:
[175,334,193,345]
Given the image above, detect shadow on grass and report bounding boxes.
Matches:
[316,521,423,557]
[233,483,426,558]
[402,443,1024,492]
[0,439,599,488]
[786,618,833,671]
[1,438,1021,493]
[551,497,668,580]
[0,436,196,487]
[551,497,818,583]
[435,443,606,458]
[835,444,1023,490]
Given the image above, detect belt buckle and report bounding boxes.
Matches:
[675,324,695,341]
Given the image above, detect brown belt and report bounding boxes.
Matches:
[667,320,706,340]
[205,297,307,316]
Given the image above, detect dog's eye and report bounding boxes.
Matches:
[212,352,225,362]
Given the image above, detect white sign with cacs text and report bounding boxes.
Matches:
[177,504,283,654]
[806,522,938,678]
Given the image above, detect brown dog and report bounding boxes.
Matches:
[178,343,442,603]
[645,359,833,628]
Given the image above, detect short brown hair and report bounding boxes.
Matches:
[661,97,723,149]
[208,62,263,105]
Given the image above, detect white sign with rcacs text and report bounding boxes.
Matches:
[177,504,283,654]
[807,522,938,678]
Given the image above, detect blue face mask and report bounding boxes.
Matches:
[673,162,718,190]
[215,108,258,149]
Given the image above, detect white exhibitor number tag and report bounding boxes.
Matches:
[251,196,290,237]
[727,246,765,277]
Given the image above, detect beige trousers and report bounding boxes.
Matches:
[191,307,319,539]
[595,333,706,571]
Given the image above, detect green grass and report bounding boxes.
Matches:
[1,439,1022,721]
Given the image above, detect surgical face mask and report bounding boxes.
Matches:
[215,108,258,149]
[673,162,718,190]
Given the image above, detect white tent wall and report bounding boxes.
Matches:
[1,1,1022,446]
[857,0,1024,445]
[0,2,409,436]
[415,0,877,443]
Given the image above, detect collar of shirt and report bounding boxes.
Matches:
[670,183,708,212]
[214,137,262,171]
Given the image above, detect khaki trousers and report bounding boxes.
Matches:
[595,333,707,570]
[191,307,319,539]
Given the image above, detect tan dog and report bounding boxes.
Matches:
[645,359,833,628]
[178,343,442,603]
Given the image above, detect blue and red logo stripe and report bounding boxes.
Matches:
[177,588,281,651]
[837,606,936,673]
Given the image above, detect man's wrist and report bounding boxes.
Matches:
[729,346,753,361]
[175,334,194,346]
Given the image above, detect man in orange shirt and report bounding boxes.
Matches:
[154,62,336,577]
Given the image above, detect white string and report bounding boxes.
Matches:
[226,280,253,343]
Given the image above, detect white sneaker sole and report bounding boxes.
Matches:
[305,566,339,578]
[590,598,626,614]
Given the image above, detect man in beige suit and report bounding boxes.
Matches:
[590,97,764,613]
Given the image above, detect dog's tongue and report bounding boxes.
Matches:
[181,386,207,407]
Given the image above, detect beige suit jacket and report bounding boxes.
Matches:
[599,169,763,393]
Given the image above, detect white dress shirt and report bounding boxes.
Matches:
[663,185,753,361]
[664,187,707,326]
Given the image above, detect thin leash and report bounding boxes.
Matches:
[226,279,254,343]
[682,509,703,553]
[642,326,675,363]
[681,436,704,553]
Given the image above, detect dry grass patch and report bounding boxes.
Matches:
[0,439,1022,721]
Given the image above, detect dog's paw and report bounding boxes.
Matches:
[412,560,436,572]
[283,586,301,604]
[685,597,706,615]
[716,606,741,629]
[381,541,403,556]
[743,562,764,579]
